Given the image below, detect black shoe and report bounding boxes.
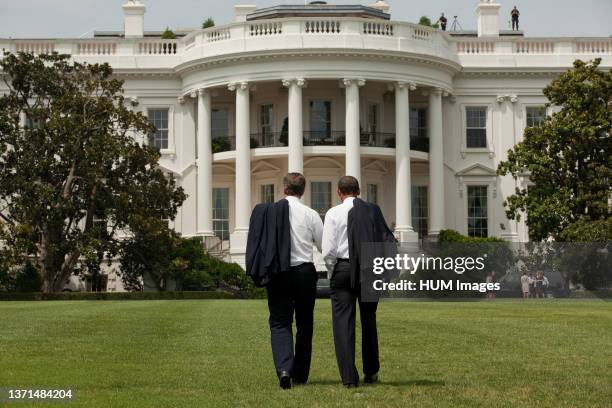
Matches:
[364,373,379,384]
[292,378,307,386]
[278,371,292,390]
[344,383,358,389]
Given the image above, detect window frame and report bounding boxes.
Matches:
[466,185,489,238]
[212,187,231,242]
[411,185,429,239]
[460,103,493,157]
[259,182,276,204]
[308,99,333,136]
[145,105,175,154]
[524,104,548,129]
[310,180,333,221]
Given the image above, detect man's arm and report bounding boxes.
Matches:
[311,210,324,253]
[322,211,337,274]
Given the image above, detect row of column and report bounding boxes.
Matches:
[194,79,446,244]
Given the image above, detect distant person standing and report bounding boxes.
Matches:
[437,13,448,31]
[528,272,536,298]
[535,271,545,298]
[511,6,520,31]
[520,271,530,299]
[486,271,496,299]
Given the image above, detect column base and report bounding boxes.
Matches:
[395,228,420,244]
[500,232,520,243]
[229,230,248,269]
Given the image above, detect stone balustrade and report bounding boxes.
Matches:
[1,18,610,70]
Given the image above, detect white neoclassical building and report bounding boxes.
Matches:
[2,0,611,290]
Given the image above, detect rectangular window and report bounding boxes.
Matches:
[367,184,379,205]
[260,184,275,204]
[311,181,332,220]
[526,106,546,127]
[212,188,230,241]
[465,107,487,148]
[410,108,427,139]
[25,115,42,129]
[366,104,379,133]
[260,104,274,146]
[147,108,169,150]
[411,186,428,238]
[212,108,229,138]
[309,100,332,139]
[467,186,488,238]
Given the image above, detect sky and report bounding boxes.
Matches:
[0,0,611,39]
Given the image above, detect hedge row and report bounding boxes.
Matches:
[0,290,245,301]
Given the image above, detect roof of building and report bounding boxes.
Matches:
[448,30,524,38]
[246,3,390,21]
[94,30,191,38]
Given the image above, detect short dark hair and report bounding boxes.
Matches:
[338,176,360,196]
[283,173,306,197]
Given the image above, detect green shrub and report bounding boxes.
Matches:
[161,27,176,39]
[202,18,215,29]
[439,229,505,243]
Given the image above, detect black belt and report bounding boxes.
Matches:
[337,259,350,263]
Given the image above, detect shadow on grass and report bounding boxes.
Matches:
[307,379,445,387]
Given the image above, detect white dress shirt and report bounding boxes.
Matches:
[285,195,323,267]
[322,196,355,276]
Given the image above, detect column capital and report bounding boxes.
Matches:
[431,87,444,96]
[228,81,250,92]
[128,96,139,106]
[389,81,416,92]
[340,78,366,88]
[197,88,209,97]
[177,96,185,104]
[282,78,307,88]
[496,94,518,103]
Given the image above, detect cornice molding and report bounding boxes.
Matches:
[174,49,463,77]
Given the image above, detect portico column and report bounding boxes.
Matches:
[343,78,365,184]
[428,88,445,236]
[228,81,251,265]
[196,89,214,237]
[283,78,306,173]
[394,82,419,243]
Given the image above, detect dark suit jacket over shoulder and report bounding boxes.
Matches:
[347,198,397,289]
[246,199,291,287]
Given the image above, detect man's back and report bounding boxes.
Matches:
[285,196,323,266]
[322,197,356,276]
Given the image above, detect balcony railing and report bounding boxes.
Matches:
[250,132,287,148]
[211,132,430,153]
[360,132,396,148]
[303,131,346,146]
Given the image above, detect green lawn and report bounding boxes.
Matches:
[0,300,611,408]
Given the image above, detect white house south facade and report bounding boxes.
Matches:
[2,0,611,289]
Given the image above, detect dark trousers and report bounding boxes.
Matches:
[512,18,519,30]
[330,261,379,385]
[266,262,317,382]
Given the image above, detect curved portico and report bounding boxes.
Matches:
[180,71,453,263]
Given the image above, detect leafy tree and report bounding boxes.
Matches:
[161,27,176,39]
[120,230,261,295]
[418,16,439,29]
[0,52,186,293]
[497,59,611,241]
[202,18,215,29]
